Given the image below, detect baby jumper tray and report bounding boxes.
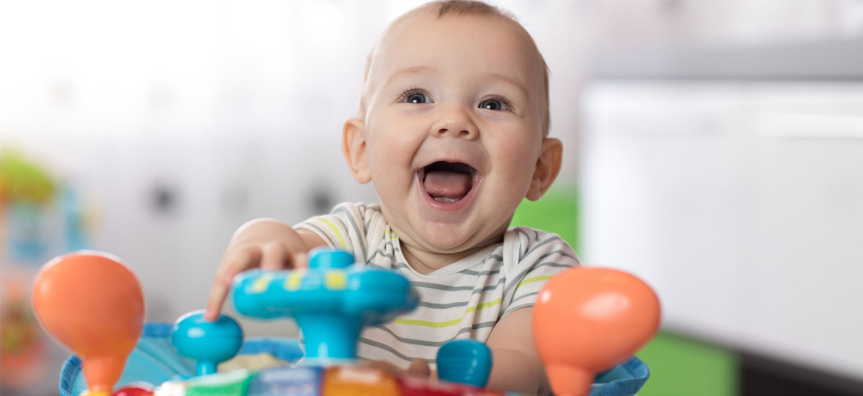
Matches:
[34,248,660,396]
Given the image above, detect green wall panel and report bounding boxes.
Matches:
[511,186,579,253]
[637,331,738,396]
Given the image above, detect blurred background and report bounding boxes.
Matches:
[1,0,862,395]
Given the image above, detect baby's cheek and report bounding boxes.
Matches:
[490,154,533,200]
[368,149,413,201]
[496,140,536,177]
[367,133,406,171]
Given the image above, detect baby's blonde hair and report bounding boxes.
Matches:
[358,0,551,136]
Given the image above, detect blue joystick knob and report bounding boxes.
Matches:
[436,340,493,388]
[232,247,419,365]
[171,310,244,376]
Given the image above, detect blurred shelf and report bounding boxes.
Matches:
[593,37,863,81]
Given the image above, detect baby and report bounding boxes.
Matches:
[204,1,578,394]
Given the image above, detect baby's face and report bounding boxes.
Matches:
[352,11,549,254]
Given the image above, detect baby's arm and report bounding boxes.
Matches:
[485,308,550,396]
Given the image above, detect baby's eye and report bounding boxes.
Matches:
[479,99,509,111]
[403,92,433,104]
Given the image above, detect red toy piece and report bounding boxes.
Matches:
[110,384,154,396]
[533,267,661,396]
[398,376,505,396]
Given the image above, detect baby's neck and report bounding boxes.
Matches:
[401,245,473,275]
[399,230,507,275]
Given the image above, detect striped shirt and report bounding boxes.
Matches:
[295,202,579,370]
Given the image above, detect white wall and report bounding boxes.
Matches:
[581,80,863,380]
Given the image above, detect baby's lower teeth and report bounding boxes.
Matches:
[433,196,461,204]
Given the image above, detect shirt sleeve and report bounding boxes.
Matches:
[294,202,373,264]
[500,227,580,317]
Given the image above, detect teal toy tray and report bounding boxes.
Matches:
[60,323,649,396]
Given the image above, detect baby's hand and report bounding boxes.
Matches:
[204,218,321,321]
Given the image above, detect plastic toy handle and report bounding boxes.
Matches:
[81,356,131,394]
[31,251,145,394]
[171,310,244,376]
[436,340,493,388]
[533,267,661,396]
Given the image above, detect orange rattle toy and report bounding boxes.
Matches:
[32,251,145,396]
[533,267,661,396]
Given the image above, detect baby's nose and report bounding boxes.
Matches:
[437,126,474,137]
[433,109,478,139]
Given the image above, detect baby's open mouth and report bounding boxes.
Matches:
[418,161,477,204]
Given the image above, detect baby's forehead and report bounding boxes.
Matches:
[382,7,525,45]
[368,10,544,87]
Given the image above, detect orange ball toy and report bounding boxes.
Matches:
[533,267,661,396]
[32,252,145,396]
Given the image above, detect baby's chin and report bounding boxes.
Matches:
[419,232,475,253]
[411,220,506,254]
[381,203,508,254]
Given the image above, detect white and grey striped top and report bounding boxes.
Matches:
[295,202,579,370]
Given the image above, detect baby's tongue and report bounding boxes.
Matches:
[423,170,471,200]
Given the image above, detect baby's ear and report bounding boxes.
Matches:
[342,118,372,184]
[525,138,562,201]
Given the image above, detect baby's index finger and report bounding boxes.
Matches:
[204,281,230,321]
[204,247,263,321]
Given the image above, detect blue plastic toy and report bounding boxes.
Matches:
[232,248,419,364]
[171,311,243,376]
[436,339,493,387]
